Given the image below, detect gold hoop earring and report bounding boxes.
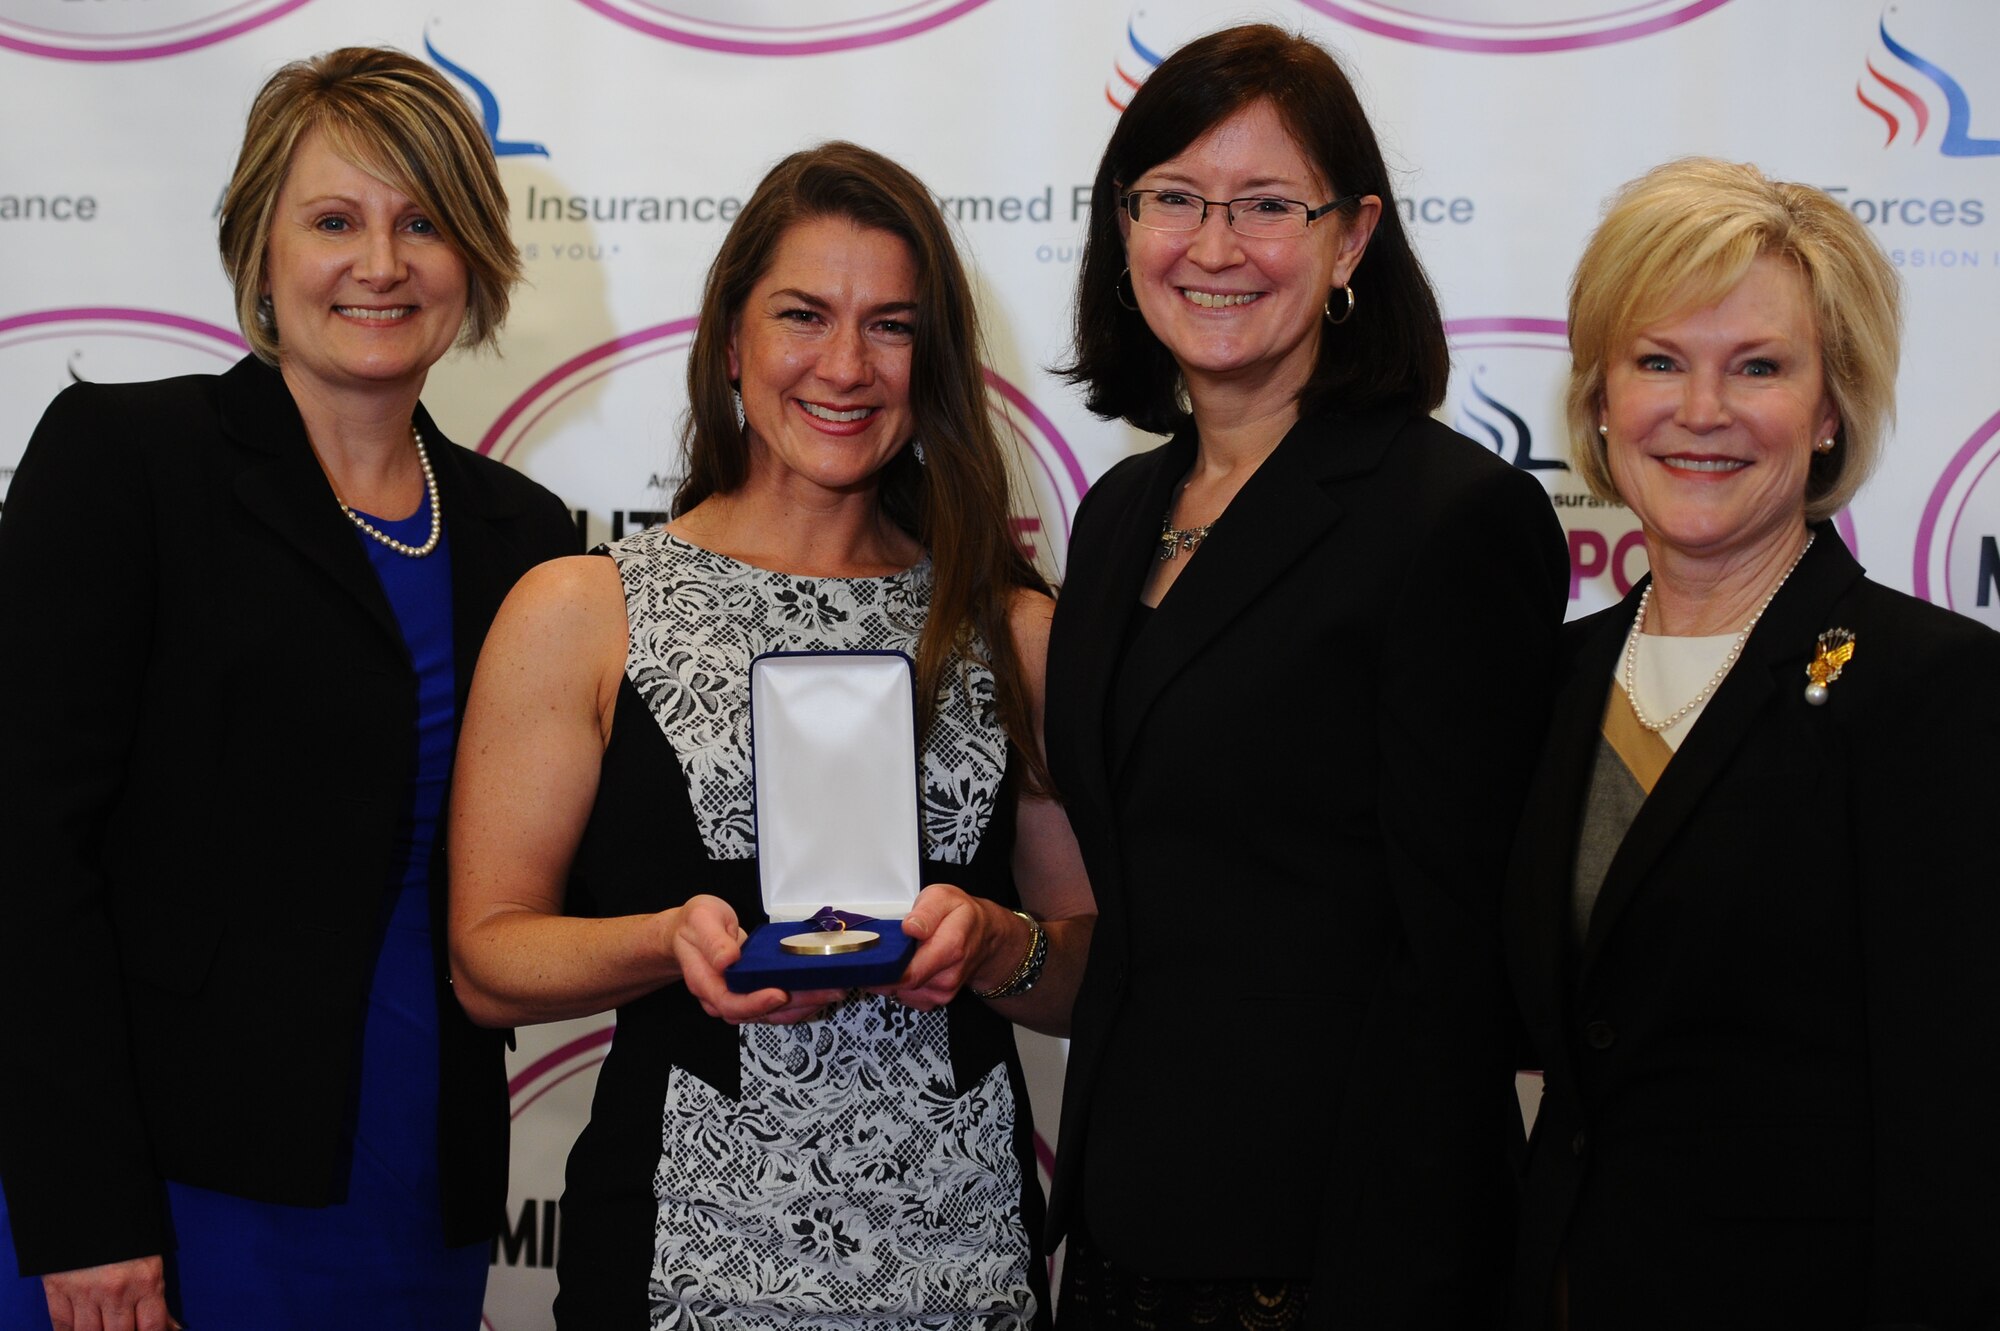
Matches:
[1116,267,1140,312]
[1325,285,1355,325]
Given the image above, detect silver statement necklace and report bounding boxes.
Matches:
[1157,481,1217,562]
[1621,531,1814,734]
[337,425,441,558]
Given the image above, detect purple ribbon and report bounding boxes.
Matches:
[805,907,878,932]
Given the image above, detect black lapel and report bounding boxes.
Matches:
[1577,528,1865,989]
[1102,404,1398,784]
[1051,432,1189,823]
[1512,599,1624,1015]
[220,358,401,649]
[1509,598,1633,1041]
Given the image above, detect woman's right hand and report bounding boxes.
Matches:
[43,1256,177,1331]
[672,894,844,1026]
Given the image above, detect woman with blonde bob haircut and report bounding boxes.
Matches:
[0,45,572,1331]
[218,45,521,364]
[1505,156,2000,1329]
[1563,157,1899,524]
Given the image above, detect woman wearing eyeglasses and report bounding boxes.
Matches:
[1044,25,1568,1328]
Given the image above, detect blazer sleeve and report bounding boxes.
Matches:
[1851,614,2000,1329]
[1315,459,1569,1328]
[0,383,172,1274]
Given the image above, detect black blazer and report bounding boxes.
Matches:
[1505,528,2000,1331]
[1045,404,1568,1326]
[0,357,576,1276]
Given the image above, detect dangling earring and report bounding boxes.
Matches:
[910,438,927,466]
[1116,268,1140,312]
[733,390,745,431]
[1324,285,1355,325]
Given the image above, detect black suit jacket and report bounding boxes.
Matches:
[1505,529,2000,1331]
[0,356,577,1276]
[1045,404,1568,1326]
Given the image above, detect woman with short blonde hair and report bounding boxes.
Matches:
[218,45,520,363]
[1563,157,1900,523]
[0,46,571,1331]
[1506,157,2000,1329]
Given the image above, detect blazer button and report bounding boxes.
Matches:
[1583,1020,1615,1050]
[1571,1129,1587,1157]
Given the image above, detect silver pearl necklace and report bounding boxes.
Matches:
[338,426,441,558]
[1621,531,1814,734]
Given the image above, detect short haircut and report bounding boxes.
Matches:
[1061,23,1449,434]
[218,46,520,365]
[1566,157,1902,523]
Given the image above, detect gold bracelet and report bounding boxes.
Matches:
[972,909,1047,1001]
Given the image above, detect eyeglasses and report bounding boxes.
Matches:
[1120,189,1359,238]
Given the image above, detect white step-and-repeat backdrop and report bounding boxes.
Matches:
[4,2,1996,1324]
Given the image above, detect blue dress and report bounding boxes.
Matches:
[0,495,487,1328]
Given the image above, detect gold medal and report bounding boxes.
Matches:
[779,929,880,956]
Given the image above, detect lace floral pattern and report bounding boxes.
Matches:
[608,529,1003,866]
[651,1001,1034,1329]
[603,527,1031,1329]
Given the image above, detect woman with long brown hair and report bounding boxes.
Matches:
[449,141,1091,1329]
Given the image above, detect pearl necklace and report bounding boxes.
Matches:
[1621,531,1814,733]
[338,426,441,558]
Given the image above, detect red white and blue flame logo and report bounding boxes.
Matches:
[1856,10,2000,155]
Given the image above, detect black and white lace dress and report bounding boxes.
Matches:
[553,529,1046,1331]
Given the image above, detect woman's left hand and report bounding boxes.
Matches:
[874,883,1019,1011]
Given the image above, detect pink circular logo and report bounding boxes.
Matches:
[481,318,1086,576]
[1913,408,2000,629]
[571,0,993,55]
[0,308,245,502]
[0,0,311,61]
[1296,0,1732,53]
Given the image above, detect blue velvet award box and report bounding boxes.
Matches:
[724,651,922,993]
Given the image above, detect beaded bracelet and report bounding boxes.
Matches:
[972,909,1048,1001]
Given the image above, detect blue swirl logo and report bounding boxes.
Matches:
[424,35,550,159]
[1455,367,1567,474]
